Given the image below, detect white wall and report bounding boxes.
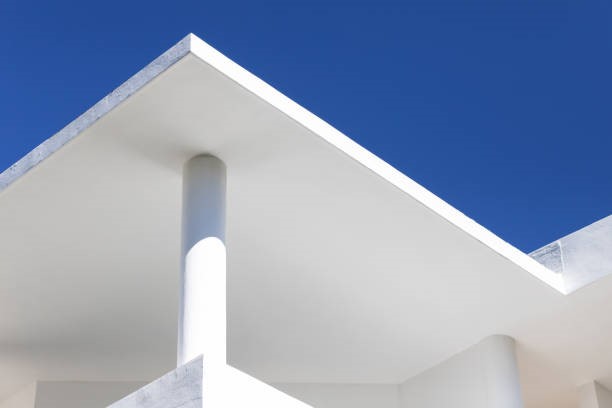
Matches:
[1,337,524,408]
[596,383,612,408]
[400,344,486,407]
[273,383,400,408]
[579,382,612,408]
[34,381,145,408]
[580,382,601,408]
[272,336,524,408]
[0,383,36,408]
[399,335,523,408]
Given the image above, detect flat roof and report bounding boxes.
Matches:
[1,34,611,407]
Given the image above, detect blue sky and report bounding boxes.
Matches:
[0,0,610,252]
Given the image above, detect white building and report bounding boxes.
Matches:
[0,34,610,408]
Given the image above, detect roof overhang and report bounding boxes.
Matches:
[1,34,611,406]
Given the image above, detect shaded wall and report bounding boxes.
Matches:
[273,383,400,408]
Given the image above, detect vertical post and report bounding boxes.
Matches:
[481,335,524,408]
[178,154,226,367]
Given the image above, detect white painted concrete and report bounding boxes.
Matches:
[34,381,145,408]
[270,338,524,408]
[119,154,310,407]
[0,33,562,295]
[0,36,192,192]
[579,382,612,408]
[109,358,202,408]
[178,155,226,367]
[211,366,312,407]
[109,356,312,408]
[580,382,601,408]
[597,383,612,408]
[530,215,612,293]
[0,381,143,408]
[480,336,524,408]
[0,384,35,408]
[1,33,612,407]
[0,36,578,397]
[272,383,400,408]
[400,335,523,408]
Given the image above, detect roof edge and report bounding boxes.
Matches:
[186,35,567,295]
[0,34,194,192]
[0,33,566,294]
[530,215,612,294]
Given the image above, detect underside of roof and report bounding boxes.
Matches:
[1,34,611,408]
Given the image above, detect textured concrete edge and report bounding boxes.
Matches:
[530,242,564,274]
[0,34,194,193]
[0,33,565,294]
[530,214,612,294]
[107,356,202,408]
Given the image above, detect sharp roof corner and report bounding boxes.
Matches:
[0,33,566,294]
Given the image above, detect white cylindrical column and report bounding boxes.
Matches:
[178,154,227,367]
[481,335,524,408]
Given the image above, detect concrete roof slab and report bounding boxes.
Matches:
[1,34,610,407]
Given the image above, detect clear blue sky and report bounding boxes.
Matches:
[0,0,610,252]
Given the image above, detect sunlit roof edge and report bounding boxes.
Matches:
[0,33,566,294]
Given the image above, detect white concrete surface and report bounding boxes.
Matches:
[579,382,612,408]
[0,43,572,391]
[0,37,192,192]
[272,383,400,408]
[109,358,202,408]
[178,155,226,366]
[1,33,611,407]
[35,381,145,408]
[108,356,311,408]
[0,383,35,408]
[0,33,561,295]
[400,336,523,408]
[272,336,525,408]
[581,383,600,408]
[531,215,612,293]
[0,381,143,408]
[598,384,612,408]
[208,365,312,407]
